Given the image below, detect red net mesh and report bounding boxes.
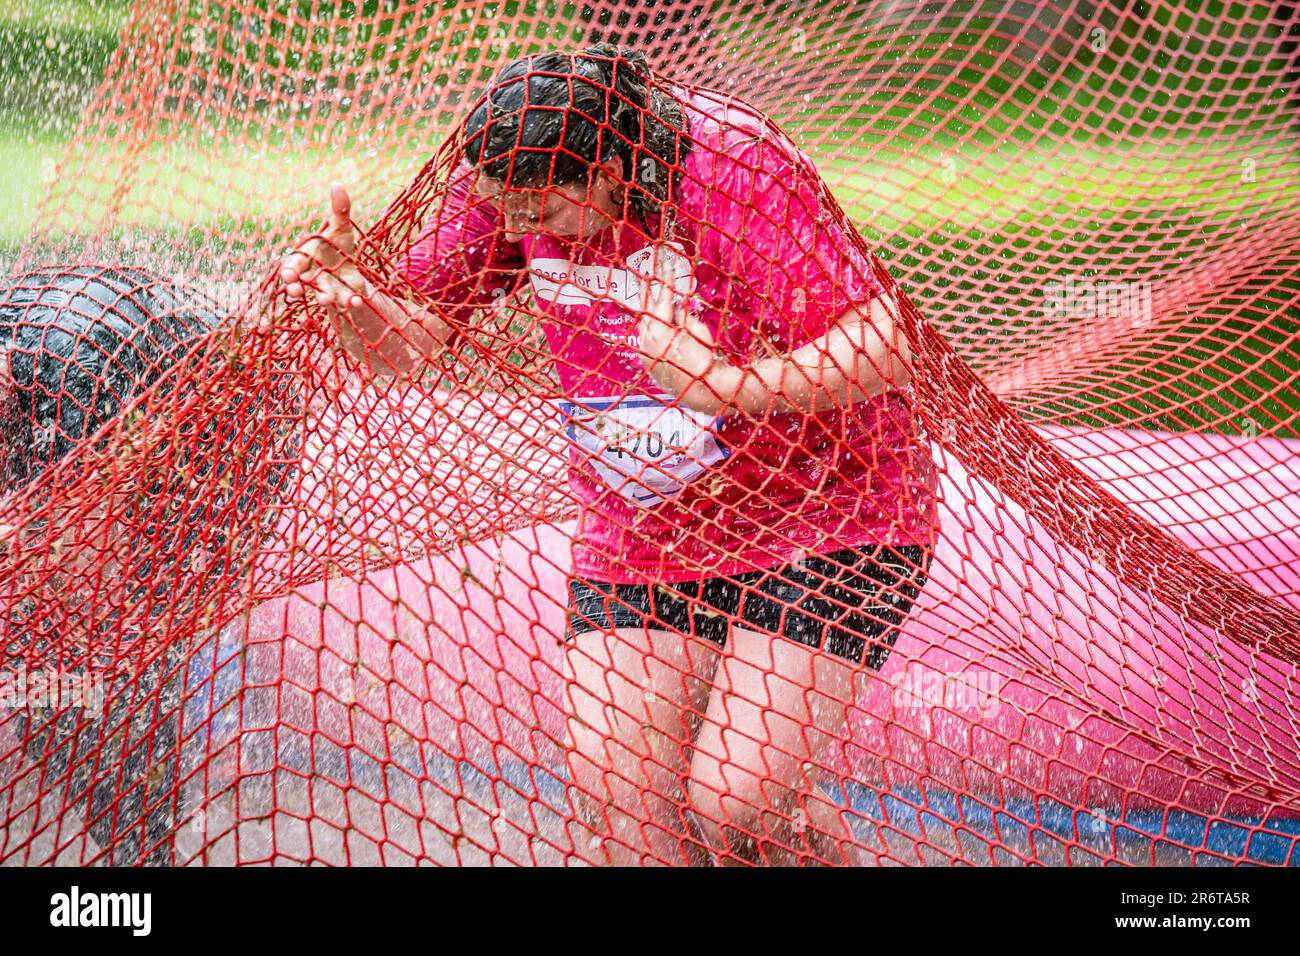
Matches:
[2,0,1299,866]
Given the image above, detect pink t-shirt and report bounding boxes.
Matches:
[394,85,939,584]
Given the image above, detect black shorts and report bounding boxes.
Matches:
[564,543,932,670]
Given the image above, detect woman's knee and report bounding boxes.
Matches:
[686,775,811,865]
[685,760,790,845]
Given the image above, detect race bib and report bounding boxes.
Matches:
[557,392,730,507]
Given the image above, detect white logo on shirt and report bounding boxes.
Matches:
[528,243,696,307]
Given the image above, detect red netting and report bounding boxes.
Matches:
[2,0,1299,866]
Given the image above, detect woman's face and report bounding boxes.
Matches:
[474,159,623,243]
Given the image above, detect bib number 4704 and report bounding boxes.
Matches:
[557,393,730,508]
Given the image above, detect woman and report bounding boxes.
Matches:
[280,44,939,866]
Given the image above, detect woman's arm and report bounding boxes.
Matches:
[639,130,913,417]
[714,293,909,416]
[328,282,454,379]
[281,165,522,381]
[639,275,911,418]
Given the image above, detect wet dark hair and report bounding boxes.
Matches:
[463,43,689,228]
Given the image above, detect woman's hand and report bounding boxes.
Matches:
[276,182,449,378]
[636,247,727,411]
[279,183,372,314]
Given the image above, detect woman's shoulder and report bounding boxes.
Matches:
[678,84,792,157]
[674,84,813,202]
